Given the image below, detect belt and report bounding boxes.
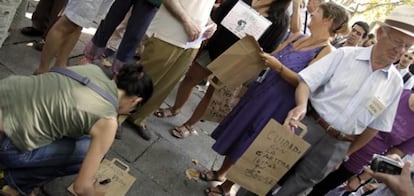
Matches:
[310,111,355,142]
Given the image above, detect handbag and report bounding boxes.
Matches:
[202,78,247,123]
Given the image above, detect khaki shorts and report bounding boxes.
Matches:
[195,49,212,69]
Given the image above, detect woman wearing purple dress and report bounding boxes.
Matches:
[200,2,351,196]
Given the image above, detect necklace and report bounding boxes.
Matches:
[277,47,294,59]
[293,37,329,51]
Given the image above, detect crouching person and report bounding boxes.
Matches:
[0,63,153,195]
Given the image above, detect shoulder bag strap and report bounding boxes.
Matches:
[50,67,118,112]
[403,72,412,84]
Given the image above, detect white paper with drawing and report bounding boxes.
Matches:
[221,1,272,40]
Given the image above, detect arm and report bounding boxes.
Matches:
[203,18,217,39]
[289,0,302,33]
[285,81,311,129]
[73,117,117,196]
[260,43,333,86]
[346,127,378,157]
[163,0,201,41]
[260,52,300,86]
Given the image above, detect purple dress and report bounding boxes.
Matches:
[211,36,324,163]
[344,89,414,174]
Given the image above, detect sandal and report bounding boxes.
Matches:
[204,185,230,196]
[170,125,196,139]
[199,170,224,182]
[154,108,179,118]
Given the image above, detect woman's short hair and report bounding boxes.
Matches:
[116,64,153,104]
[320,2,351,37]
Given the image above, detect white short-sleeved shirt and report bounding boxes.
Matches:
[146,0,215,49]
[299,46,403,135]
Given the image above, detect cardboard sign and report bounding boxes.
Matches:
[207,35,265,88]
[68,158,136,196]
[227,119,310,196]
[202,82,247,123]
[221,0,272,40]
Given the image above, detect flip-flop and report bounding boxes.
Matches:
[154,108,179,118]
[199,170,223,182]
[204,185,229,196]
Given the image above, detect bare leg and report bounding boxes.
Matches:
[217,156,233,178]
[35,15,81,73]
[170,62,211,113]
[55,24,82,67]
[182,82,215,126]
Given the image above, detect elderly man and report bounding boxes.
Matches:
[274,5,414,196]
[333,21,370,48]
[124,0,217,140]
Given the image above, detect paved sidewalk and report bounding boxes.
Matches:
[0,6,247,196]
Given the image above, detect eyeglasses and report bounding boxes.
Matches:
[382,27,413,50]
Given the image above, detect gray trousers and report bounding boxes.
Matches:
[274,116,351,196]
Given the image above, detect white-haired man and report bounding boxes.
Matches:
[276,5,414,195]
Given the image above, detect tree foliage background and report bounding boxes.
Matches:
[334,0,414,25]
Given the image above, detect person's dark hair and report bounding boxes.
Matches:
[259,0,291,52]
[320,2,350,37]
[367,33,375,40]
[353,21,370,38]
[116,64,153,104]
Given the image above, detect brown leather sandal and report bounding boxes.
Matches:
[154,108,179,118]
[170,125,195,139]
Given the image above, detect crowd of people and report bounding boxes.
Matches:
[1,0,414,195]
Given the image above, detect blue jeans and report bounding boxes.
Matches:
[0,135,90,195]
[92,0,158,63]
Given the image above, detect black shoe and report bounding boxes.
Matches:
[21,27,43,37]
[125,121,152,140]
